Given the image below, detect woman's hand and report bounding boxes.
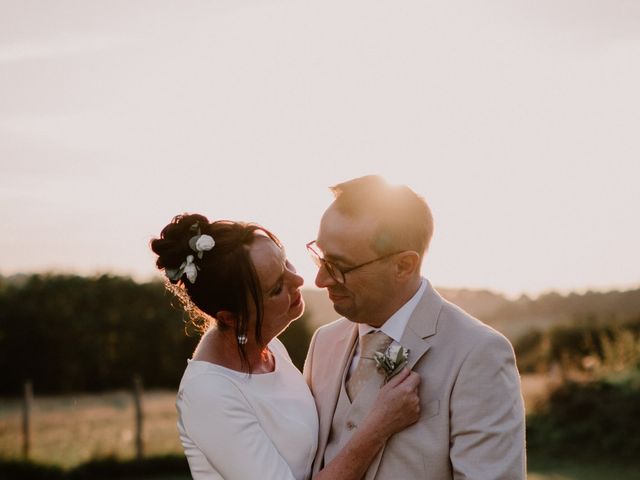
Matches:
[362,368,421,440]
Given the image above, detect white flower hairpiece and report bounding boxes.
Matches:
[165,222,216,283]
[189,233,215,259]
[165,254,198,283]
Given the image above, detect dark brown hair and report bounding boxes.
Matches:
[330,175,434,258]
[150,213,282,370]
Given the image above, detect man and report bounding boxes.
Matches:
[303,175,526,480]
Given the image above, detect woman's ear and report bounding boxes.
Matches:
[215,310,237,328]
[395,251,421,280]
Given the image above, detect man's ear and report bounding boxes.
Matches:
[215,310,237,328]
[395,251,421,280]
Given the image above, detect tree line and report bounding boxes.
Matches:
[0,274,312,395]
[2,273,638,394]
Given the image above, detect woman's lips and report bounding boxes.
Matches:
[290,292,302,308]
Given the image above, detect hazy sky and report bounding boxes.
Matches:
[1,1,639,297]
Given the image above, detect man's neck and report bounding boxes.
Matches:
[367,276,423,328]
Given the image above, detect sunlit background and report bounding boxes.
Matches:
[2,4,640,478]
[1,1,639,297]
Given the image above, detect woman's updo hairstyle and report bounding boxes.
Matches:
[150,213,282,370]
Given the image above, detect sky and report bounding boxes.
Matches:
[1,0,639,297]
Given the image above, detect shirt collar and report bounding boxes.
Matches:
[358,277,427,343]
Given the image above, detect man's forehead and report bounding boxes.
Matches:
[321,204,377,228]
[318,207,378,258]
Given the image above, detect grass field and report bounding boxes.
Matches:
[528,457,640,480]
[1,378,637,479]
[124,470,638,480]
[0,390,181,468]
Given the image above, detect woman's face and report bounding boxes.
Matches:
[249,235,305,340]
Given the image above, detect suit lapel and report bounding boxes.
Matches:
[401,281,442,369]
[364,281,443,480]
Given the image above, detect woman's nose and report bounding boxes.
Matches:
[287,264,304,288]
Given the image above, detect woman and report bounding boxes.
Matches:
[151,213,420,480]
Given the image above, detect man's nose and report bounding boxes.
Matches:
[315,264,336,288]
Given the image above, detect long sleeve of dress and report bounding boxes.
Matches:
[179,372,298,480]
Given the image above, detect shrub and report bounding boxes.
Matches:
[68,455,189,479]
[527,379,640,461]
[0,460,64,480]
[0,456,189,480]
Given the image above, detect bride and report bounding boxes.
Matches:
[151,213,420,480]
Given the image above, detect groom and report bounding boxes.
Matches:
[304,175,526,479]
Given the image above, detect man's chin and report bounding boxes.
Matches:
[331,303,346,316]
[328,296,347,314]
[330,300,361,323]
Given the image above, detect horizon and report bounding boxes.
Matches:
[1,268,637,302]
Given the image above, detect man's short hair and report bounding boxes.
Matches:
[330,175,434,258]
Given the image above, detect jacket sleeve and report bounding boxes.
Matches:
[449,332,526,480]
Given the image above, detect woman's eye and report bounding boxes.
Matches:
[271,284,284,296]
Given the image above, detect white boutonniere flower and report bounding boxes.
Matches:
[373,343,410,382]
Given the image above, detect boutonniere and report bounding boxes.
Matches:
[373,343,410,382]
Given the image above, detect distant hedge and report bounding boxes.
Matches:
[514,319,640,373]
[0,455,189,480]
[0,274,312,395]
[527,378,640,461]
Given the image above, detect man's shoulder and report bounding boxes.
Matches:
[435,294,511,346]
[313,316,353,338]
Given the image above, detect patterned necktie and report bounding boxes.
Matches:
[346,331,393,401]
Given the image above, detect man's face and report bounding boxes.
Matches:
[315,205,397,327]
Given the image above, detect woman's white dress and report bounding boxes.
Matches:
[176,338,319,480]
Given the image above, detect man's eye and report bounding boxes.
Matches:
[330,262,347,271]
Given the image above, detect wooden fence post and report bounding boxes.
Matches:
[22,380,33,459]
[133,375,144,460]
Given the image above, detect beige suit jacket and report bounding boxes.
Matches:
[303,281,526,480]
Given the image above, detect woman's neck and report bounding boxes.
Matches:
[192,327,275,374]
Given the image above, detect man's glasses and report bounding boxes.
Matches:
[306,240,403,285]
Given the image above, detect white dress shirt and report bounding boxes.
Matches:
[348,278,427,377]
